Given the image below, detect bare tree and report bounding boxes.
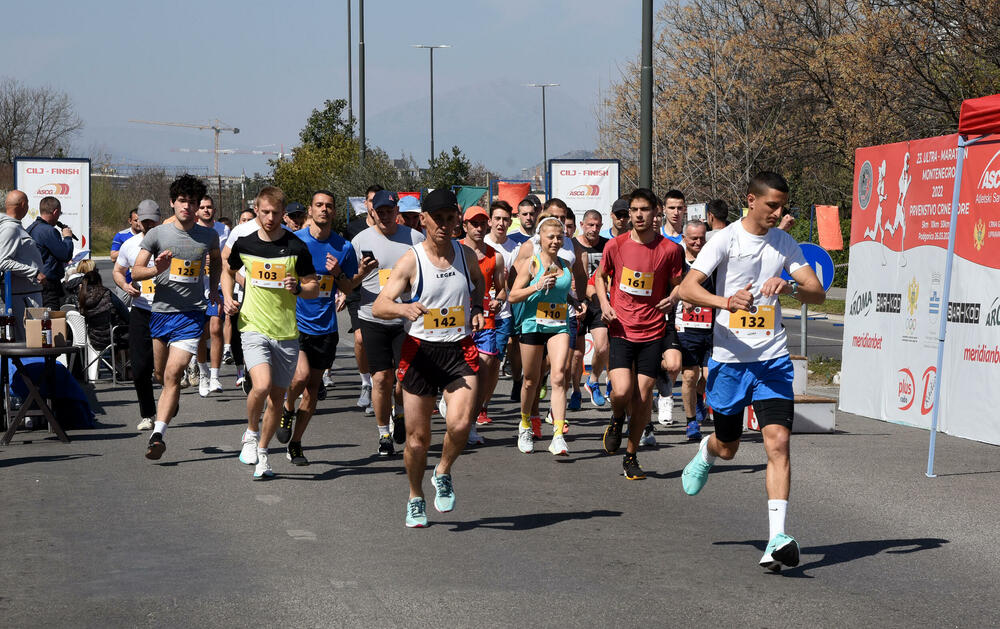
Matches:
[0,77,83,164]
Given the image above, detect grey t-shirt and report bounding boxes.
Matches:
[351,225,424,325]
[140,223,220,313]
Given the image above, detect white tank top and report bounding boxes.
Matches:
[406,240,474,342]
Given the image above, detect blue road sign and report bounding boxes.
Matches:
[782,242,835,292]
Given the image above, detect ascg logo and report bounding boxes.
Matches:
[978,148,1000,190]
[849,290,873,317]
[568,184,600,198]
[897,368,915,411]
[985,297,1000,326]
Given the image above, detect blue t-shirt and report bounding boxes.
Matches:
[295,227,358,335]
[111,228,136,253]
[662,230,683,245]
[507,231,531,246]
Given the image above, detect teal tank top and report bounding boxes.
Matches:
[518,255,572,334]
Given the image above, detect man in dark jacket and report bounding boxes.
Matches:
[27,196,76,308]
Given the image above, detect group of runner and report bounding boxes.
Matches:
[117,171,825,570]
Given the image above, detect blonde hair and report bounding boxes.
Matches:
[535,211,564,233]
[75,259,96,274]
[255,186,287,211]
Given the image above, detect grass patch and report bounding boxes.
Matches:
[779,295,844,315]
[808,356,841,384]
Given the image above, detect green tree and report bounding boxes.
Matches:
[425,146,471,190]
[298,99,353,149]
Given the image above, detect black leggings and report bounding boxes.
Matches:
[128,306,156,419]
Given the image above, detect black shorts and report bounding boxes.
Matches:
[520,331,566,346]
[359,320,405,374]
[678,332,712,368]
[581,297,607,332]
[713,398,794,443]
[609,329,680,378]
[346,292,362,333]
[299,331,339,370]
[397,336,478,397]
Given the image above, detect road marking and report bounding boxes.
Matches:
[256,494,282,505]
[287,529,316,541]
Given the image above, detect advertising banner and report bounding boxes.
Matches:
[841,133,1000,445]
[14,158,91,256]
[548,160,620,228]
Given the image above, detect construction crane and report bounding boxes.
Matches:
[129,118,240,200]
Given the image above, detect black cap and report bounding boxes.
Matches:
[286,201,307,216]
[522,194,542,209]
[611,198,630,216]
[423,188,459,213]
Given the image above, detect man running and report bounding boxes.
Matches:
[110,208,141,264]
[575,209,609,408]
[594,188,684,479]
[132,174,221,461]
[507,195,540,245]
[677,171,824,571]
[599,197,631,239]
[343,185,382,413]
[661,190,686,244]
[223,186,319,480]
[372,188,484,528]
[484,201,519,411]
[195,194,229,396]
[674,220,713,438]
[278,190,368,465]
[112,200,160,431]
[352,189,424,456]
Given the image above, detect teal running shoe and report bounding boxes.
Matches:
[432,470,455,513]
[405,497,428,528]
[759,533,800,571]
[681,447,713,495]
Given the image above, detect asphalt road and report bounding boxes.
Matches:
[2,324,997,627]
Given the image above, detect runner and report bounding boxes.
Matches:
[352,189,424,456]
[484,201,519,412]
[278,190,367,465]
[594,188,684,479]
[112,200,161,431]
[661,189,686,244]
[195,194,229,396]
[343,185,382,414]
[599,197,631,239]
[575,209,609,408]
[677,171,824,571]
[109,208,141,264]
[131,174,221,461]
[223,186,319,480]
[398,196,423,232]
[509,211,577,456]
[461,206,505,442]
[673,220,713,438]
[372,188,484,528]
[705,199,731,239]
[507,195,540,245]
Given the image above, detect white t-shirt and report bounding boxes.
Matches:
[691,220,807,363]
[116,233,155,311]
[210,221,230,243]
[224,219,259,251]
[486,233,519,320]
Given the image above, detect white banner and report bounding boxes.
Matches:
[14,158,91,256]
[548,160,620,229]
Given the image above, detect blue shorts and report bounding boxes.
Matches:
[473,328,499,355]
[495,316,514,360]
[150,311,207,347]
[706,355,794,416]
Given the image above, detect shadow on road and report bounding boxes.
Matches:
[0,452,101,467]
[714,537,949,577]
[443,508,624,532]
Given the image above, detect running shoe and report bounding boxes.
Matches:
[239,369,251,395]
[538,384,547,400]
[476,409,492,425]
[696,398,710,423]
[239,431,259,465]
[209,377,223,393]
[602,416,625,454]
[685,419,702,441]
[198,374,210,397]
[322,370,336,388]
[405,497,428,528]
[568,390,582,411]
[622,452,646,480]
[640,423,656,447]
[178,373,190,389]
[317,384,327,401]
[378,434,394,457]
[467,423,484,446]
[544,410,570,434]
[681,437,714,495]
[530,415,542,439]
[437,396,448,419]
[391,415,406,444]
[277,408,295,444]
[431,470,455,513]
[585,378,606,407]
[759,533,801,571]
[187,361,199,386]
[517,427,534,453]
[357,383,372,408]
[286,441,308,466]
[145,432,165,460]
[657,395,674,426]
[222,348,234,365]
[510,379,522,402]
[253,452,274,480]
[548,432,569,456]
[605,380,612,398]
[136,417,154,431]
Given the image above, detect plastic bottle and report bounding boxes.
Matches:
[0,307,9,342]
[41,308,53,348]
[4,308,12,342]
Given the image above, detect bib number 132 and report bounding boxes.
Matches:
[729,304,775,337]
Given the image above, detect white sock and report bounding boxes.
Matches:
[361,373,372,387]
[378,425,390,438]
[245,429,259,439]
[210,367,219,379]
[768,499,788,539]
[699,435,717,464]
[199,362,209,377]
[257,447,268,455]
[224,344,231,352]
[154,421,168,435]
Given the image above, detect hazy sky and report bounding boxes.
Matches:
[9,0,654,177]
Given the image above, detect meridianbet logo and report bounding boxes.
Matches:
[876,292,901,313]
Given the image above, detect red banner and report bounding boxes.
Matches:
[815,205,843,250]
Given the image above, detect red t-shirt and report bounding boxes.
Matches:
[476,246,497,330]
[599,232,683,341]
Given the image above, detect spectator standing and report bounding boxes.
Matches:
[27,196,76,308]
[0,190,44,339]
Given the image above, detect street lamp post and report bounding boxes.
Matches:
[412,44,450,166]
[526,83,559,194]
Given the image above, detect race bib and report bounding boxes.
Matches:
[619,266,654,296]
[678,302,713,330]
[728,304,775,337]
[535,302,568,327]
[168,258,202,283]
[423,306,465,334]
[317,274,336,299]
[249,261,286,288]
[140,279,156,296]
[378,268,392,287]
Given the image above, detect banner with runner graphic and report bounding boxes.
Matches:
[841,133,1000,445]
